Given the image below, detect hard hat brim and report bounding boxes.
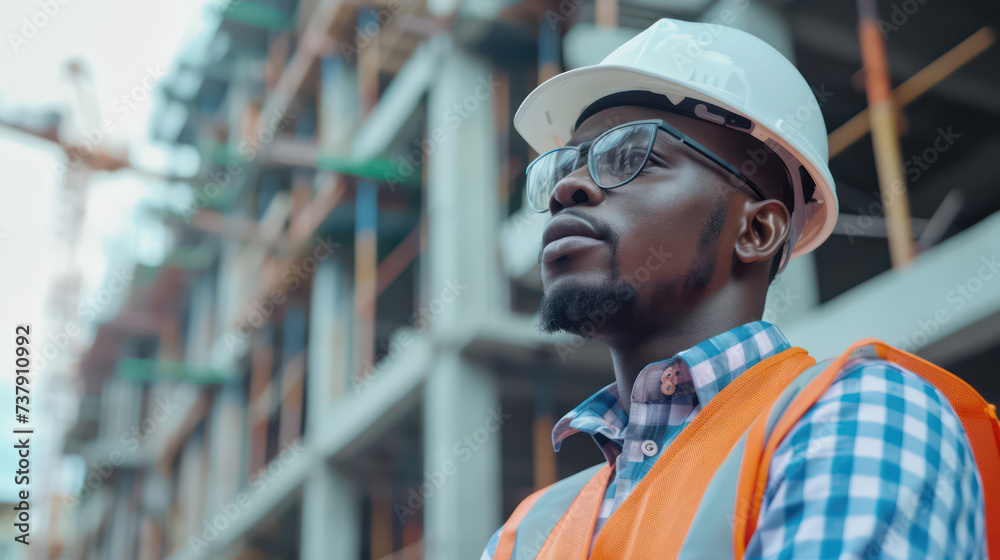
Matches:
[513,64,838,260]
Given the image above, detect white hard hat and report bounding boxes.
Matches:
[514,18,838,265]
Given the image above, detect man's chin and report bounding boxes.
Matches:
[540,262,609,289]
[537,280,638,337]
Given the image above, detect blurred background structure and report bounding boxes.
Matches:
[2,0,999,558]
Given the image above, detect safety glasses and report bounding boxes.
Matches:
[524,119,766,212]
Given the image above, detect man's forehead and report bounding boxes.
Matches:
[567,105,690,147]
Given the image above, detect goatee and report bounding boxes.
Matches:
[537,281,638,337]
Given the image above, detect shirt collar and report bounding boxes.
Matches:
[551,320,791,456]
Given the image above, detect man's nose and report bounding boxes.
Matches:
[548,169,606,214]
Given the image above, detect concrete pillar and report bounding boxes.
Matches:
[424,354,502,560]
[299,462,360,560]
[301,257,361,560]
[423,37,503,560]
[424,35,503,331]
[307,257,351,429]
[318,55,360,155]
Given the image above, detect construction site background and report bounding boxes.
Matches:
[0,0,998,558]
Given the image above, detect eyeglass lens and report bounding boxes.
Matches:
[589,123,657,188]
[527,122,658,211]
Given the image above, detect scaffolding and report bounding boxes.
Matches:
[55,0,1000,558]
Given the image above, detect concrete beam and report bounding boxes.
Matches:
[319,329,433,462]
[783,209,1000,360]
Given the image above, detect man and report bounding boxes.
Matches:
[481,18,991,559]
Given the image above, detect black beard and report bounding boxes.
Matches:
[536,210,638,337]
[537,281,639,337]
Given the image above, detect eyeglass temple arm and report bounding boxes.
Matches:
[667,126,767,201]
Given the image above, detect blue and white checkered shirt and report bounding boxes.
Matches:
[482,321,985,559]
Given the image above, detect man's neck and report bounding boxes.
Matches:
[604,290,764,416]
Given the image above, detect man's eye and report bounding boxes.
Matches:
[613,147,646,171]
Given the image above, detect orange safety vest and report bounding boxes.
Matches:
[492,339,1000,560]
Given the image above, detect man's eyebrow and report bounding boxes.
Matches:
[650,128,693,158]
[565,126,604,148]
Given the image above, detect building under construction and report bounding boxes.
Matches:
[54,0,1000,558]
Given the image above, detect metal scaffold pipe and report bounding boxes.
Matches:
[857,0,915,267]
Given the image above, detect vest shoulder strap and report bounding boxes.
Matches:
[732,338,1000,559]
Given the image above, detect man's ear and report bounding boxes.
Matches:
[733,199,791,264]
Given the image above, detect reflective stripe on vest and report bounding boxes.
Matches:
[493,340,1000,560]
